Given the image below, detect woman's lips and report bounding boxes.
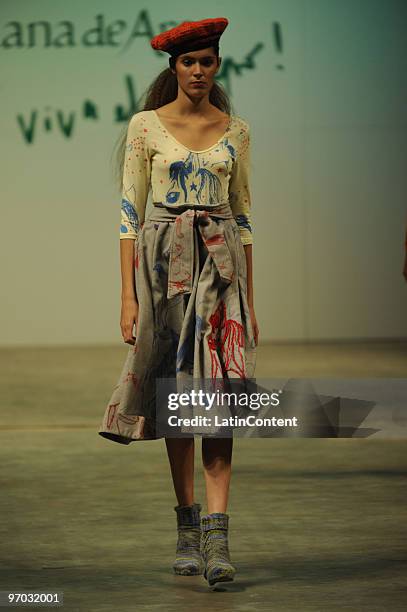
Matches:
[191,82,206,86]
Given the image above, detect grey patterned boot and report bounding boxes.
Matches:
[173,502,204,575]
[200,512,236,587]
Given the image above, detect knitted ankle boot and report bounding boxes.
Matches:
[200,512,236,587]
[173,502,204,575]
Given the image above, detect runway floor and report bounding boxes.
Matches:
[0,341,406,611]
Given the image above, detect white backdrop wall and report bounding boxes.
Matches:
[1,0,406,346]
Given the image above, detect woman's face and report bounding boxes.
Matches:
[172,47,221,97]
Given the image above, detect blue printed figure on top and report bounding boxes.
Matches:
[235,214,252,233]
[121,198,140,232]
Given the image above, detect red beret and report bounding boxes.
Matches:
[150,17,229,56]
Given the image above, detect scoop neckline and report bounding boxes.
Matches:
[151,109,234,153]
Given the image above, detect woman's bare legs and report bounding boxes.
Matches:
[165,437,195,506]
[165,436,233,512]
[201,437,233,513]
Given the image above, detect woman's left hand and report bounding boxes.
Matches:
[249,304,259,346]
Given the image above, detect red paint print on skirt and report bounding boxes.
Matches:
[208,300,246,379]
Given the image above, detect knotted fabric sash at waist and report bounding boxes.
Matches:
[147,201,235,299]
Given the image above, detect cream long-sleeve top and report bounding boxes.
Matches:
[119,109,253,245]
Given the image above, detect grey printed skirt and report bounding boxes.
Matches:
[98,201,257,444]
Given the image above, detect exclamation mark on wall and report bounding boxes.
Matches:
[272,22,284,70]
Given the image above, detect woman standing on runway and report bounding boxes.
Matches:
[99,17,259,588]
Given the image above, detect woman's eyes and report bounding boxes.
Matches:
[183,59,214,67]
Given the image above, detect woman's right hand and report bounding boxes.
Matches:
[120,296,139,345]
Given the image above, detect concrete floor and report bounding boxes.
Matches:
[0,341,406,611]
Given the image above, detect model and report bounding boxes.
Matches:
[98,17,259,588]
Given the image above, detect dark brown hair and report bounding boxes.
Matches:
[111,46,233,191]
